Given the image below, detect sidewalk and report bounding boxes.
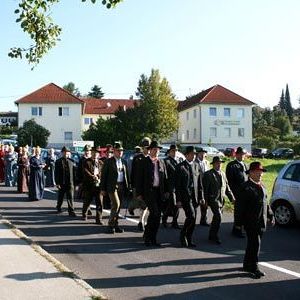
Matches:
[0,219,105,300]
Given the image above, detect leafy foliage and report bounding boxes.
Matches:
[9,0,123,67]
[88,85,105,99]
[63,82,81,96]
[17,119,50,147]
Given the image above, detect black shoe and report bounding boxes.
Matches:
[87,209,93,216]
[137,222,144,232]
[115,226,124,233]
[162,221,168,228]
[200,222,210,227]
[209,236,221,244]
[151,241,162,247]
[188,242,197,248]
[95,219,103,225]
[107,227,115,234]
[69,212,77,217]
[128,208,135,216]
[57,208,62,214]
[244,268,265,279]
[171,222,181,229]
[232,228,245,238]
[180,233,188,247]
[82,215,87,221]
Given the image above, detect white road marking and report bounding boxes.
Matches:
[259,262,300,278]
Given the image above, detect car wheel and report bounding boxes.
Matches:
[273,201,296,226]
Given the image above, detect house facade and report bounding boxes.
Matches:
[16,83,138,148]
[178,84,255,150]
[16,83,84,148]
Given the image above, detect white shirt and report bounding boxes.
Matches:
[115,158,124,183]
[152,158,160,187]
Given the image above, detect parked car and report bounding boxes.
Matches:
[198,146,225,158]
[224,147,236,157]
[270,160,300,226]
[266,148,294,159]
[252,148,268,158]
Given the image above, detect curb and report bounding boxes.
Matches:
[0,215,108,300]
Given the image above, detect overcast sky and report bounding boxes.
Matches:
[1,0,300,111]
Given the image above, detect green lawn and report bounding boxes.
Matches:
[220,158,289,210]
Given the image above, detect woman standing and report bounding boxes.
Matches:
[4,145,17,187]
[28,146,45,201]
[45,148,57,187]
[17,147,30,193]
[0,144,5,183]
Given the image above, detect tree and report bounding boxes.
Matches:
[88,85,104,99]
[273,114,292,137]
[9,0,123,67]
[284,84,294,120]
[279,89,285,111]
[136,69,179,140]
[17,119,50,147]
[63,82,81,97]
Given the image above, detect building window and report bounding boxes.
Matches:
[193,128,196,139]
[186,130,189,140]
[209,107,217,116]
[58,107,69,116]
[186,111,189,121]
[210,127,217,137]
[193,109,197,118]
[32,107,42,116]
[224,108,231,117]
[238,128,245,137]
[64,131,73,141]
[237,108,245,118]
[224,127,231,137]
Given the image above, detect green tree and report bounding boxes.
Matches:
[284,84,294,121]
[136,69,179,140]
[63,82,81,97]
[88,85,104,99]
[17,119,50,147]
[274,114,292,137]
[9,0,123,67]
[278,89,285,111]
[255,136,277,150]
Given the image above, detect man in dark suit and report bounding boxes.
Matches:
[236,162,275,278]
[55,146,76,217]
[100,142,129,234]
[162,144,180,229]
[195,147,210,226]
[226,146,248,238]
[136,141,168,246]
[175,146,204,247]
[203,156,235,244]
[129,137,151,231]
[82,147,104,224]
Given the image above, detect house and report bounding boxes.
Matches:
[15,83,138,147]
[15,83,84,148]
[82,98,137,131]
[177,84,255,150]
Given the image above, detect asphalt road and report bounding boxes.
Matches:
[0,185,300,300]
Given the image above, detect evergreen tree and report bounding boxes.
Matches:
[284,84,293,120]
[88,85,104,99]
[279,89,285,111]
[63,82,81,97]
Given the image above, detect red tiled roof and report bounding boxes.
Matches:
[178,84,255,111]
[82,98,139,115]
[15,83,84,104]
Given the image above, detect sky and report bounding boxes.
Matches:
[1,0,300,112]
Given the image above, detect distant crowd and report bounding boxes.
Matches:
[0,139,274,279]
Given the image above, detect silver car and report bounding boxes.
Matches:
[270,160,300,226]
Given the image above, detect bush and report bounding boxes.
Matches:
[255,136,277,150]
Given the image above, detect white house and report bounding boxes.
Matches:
[178,84,255,150]
[15,83,138,147]
[82,98,138,131]
[15,83,84,148]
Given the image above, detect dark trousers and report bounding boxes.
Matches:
[244,229,263,270]
[144,188,161,242]
[82,186,103,218]
[57,185,75,213]
[209,203,222,239]
[181,200,197,242]
[162,192,179,225]
[199,203,208,224]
